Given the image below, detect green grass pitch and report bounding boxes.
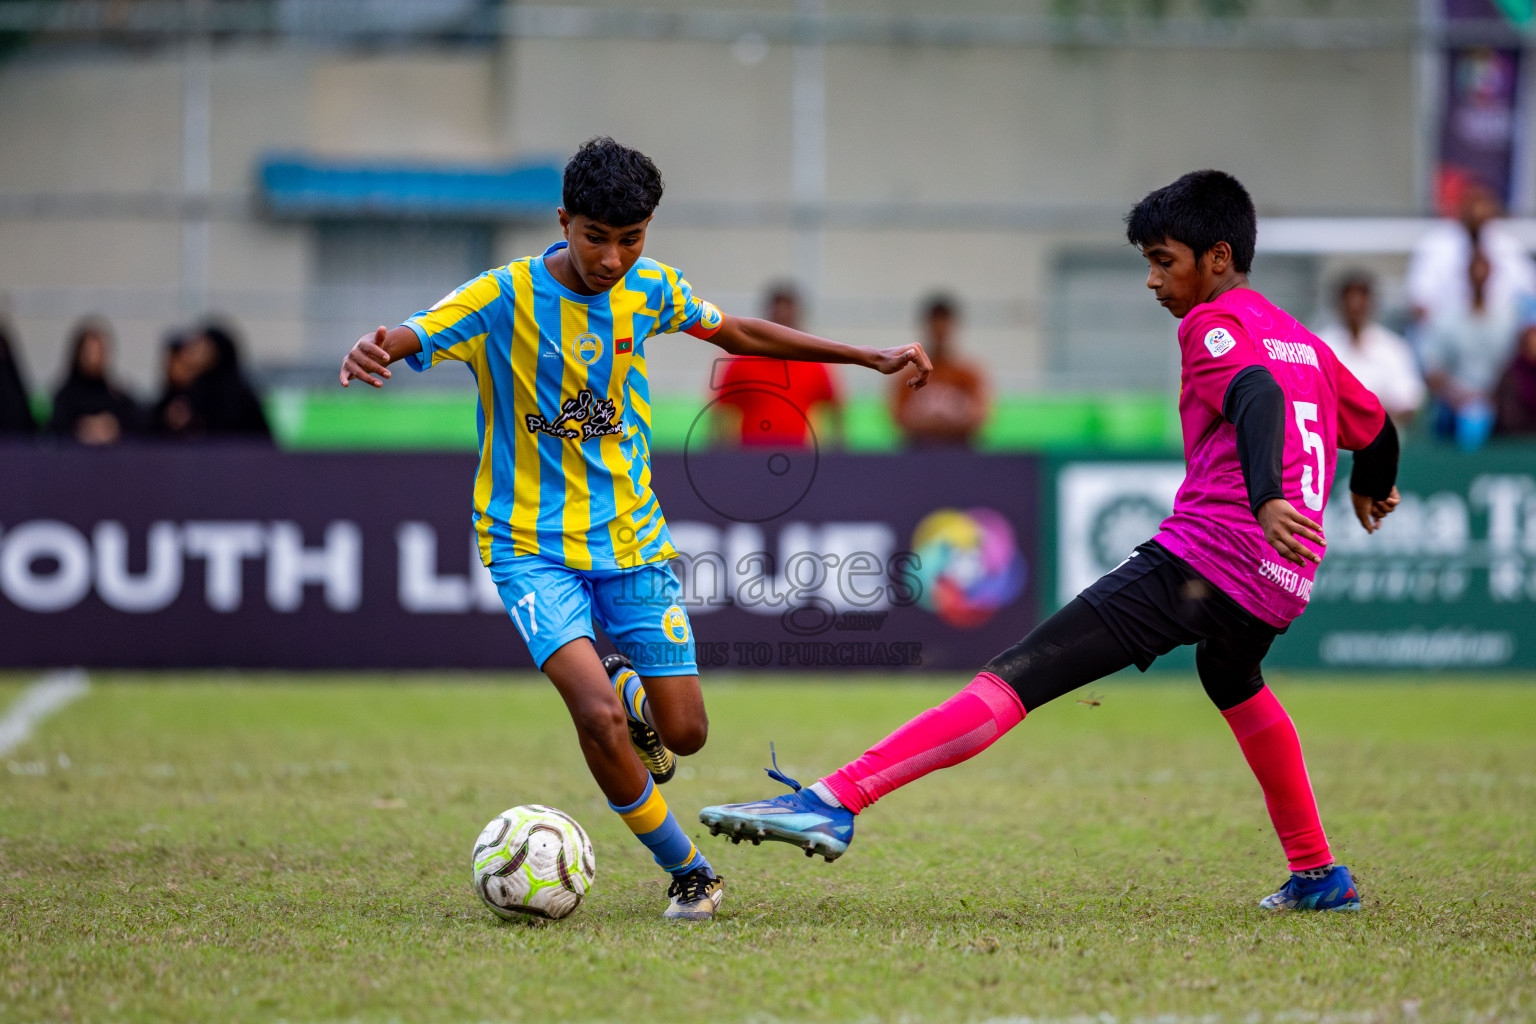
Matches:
[2,674,1533,1023]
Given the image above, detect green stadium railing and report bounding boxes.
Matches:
[264,389,1183,453]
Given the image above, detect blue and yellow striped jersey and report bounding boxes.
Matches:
[402,241,723,570]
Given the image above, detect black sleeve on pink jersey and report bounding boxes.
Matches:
[1222,365,1285,515]
[1348,415,1399,500]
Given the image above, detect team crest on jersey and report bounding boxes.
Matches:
[572,332,603,365]
[1203,328,1236,358]
[698,300,723,332]
[661,605,690,645]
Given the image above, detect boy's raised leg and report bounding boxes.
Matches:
[547,641,722,919]
[635,672,708,756]
[820,671,1025,813]
[700,598,1135,858]
[602,654,679,784]
[699,671,1024,860]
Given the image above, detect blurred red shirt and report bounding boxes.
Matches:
[716,356,839,447]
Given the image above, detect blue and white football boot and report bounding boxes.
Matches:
[1259,864,1362,912]
[698,747,855,862]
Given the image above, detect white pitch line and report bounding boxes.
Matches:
[0,669,90,758]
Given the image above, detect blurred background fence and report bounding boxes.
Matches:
[4,1,1534,407]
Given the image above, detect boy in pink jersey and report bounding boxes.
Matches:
[700,170,1403,912]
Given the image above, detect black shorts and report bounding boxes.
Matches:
[1079,540,1284,672]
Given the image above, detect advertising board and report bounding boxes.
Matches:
[0,446,1040,671]
[1052,449,1536,669]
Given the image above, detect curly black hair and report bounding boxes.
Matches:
[1125,170,1256,275]
[562,137,664,227]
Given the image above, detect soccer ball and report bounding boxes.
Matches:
[471,805,596,921]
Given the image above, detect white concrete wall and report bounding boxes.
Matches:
[824,44,1417,212]
[0,47,510,394]
[0,7,1475,402]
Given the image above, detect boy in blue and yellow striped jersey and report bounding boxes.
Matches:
[340,138,932,920]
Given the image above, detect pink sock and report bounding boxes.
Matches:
[1221,686,1333,871]
[822,672,1025,814]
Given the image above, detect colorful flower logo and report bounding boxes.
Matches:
[910,507,1027,628]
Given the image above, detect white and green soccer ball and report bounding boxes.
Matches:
[471,805,596,921]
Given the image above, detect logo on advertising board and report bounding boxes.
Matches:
[1305,468,1532,668]
[1056,462,1184,606]
[909,507,1027,628]
[1055,458,1535,669]
[0,449,1044,672]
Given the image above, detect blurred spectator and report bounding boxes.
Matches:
[149,330,208,438]
[1494,318,1536,436]
[1421,251,1518,449]
[1406,180,1536,324]
[49,318,141,445]
[715,283,841,448]
[1316,272,1424,427]
[182,320,272,439]
[891,294,988,447]
[0,322,37,435]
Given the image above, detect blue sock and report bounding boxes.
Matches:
[609,776,711,877]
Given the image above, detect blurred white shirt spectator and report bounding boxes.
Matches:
[1421,250,1519,450]
[1422,306,1518,398]
[1317,272,1424,426]
[1422,251,1520,401]
[1406,183,1536,322]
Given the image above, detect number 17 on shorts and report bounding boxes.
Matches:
[489,556,697,675]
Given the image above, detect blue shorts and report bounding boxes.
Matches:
[489,556,698,675]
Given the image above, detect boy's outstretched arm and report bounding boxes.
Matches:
[1333,357,1403,533]
[707,314,932,388]
[1351,487,1401,533]
[340,325,424,388]
[1346,414,1401,534]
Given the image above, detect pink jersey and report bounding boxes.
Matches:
[1155,288,1385,626]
